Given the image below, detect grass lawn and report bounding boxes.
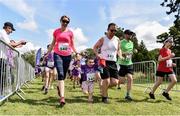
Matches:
[0,77,180,115]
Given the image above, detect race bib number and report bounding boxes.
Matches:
[106,52,115,60]
[166,59,172,67]
[87,73,95,82]
[58,43,69,51]
[126,54,132,60]
[47,61,54,67]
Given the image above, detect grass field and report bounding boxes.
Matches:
[0,78,180,115]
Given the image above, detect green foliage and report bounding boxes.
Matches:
[161,0,180,23]
[157,19,180,56]
[115,27,124,40]
[21,50,36,67]
[83,48,96,58]
[133,40,152,62]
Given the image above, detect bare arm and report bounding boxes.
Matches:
[9,40,26,48]
[71,37,78,54]
[47,38,56,53]
[158,53,175,62]
[117,40,123,59]
[93,37,103,58]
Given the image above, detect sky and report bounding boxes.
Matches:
[0,0,175,53]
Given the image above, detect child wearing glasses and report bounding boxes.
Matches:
[149,37,177,100]
[81,57,99,103]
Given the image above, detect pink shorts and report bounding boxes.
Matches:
[81,81,94,93]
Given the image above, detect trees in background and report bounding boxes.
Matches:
[160,0,180,24]
[21,50,35,67]
[157,20,180,56]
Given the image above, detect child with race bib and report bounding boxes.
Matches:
[149,37,177,100]
[81,57,99,103]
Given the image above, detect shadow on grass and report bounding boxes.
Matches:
[7,95,103,107]
[8,96,58,106]
[66,95,102,104]
[115,97,169,103]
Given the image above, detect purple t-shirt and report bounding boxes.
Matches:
[81,64,98,81]
[45,52,54,68]
[72,60,81,76]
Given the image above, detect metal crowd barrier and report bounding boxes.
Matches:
[133,58,180,93]
[133,60,157,92]
[0,40,35,102]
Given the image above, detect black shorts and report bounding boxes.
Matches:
[100,61,118,79]
[156,71,174,78]
[118,65,133,77]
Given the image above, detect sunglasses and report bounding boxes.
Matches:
[89,61,94,63]
[62,20,69,24]
[110,29,117,33]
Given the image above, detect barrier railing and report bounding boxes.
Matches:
[133,60,157,92]
[133,58,180,93]
[0,40,35,102]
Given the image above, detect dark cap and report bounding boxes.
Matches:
[3,22,15,31]
[124,29,134,35]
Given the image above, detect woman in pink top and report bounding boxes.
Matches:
[46,15,77,106]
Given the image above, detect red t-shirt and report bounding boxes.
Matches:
[157,47,173,72]
[53,28,74,56]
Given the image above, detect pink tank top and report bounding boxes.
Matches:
[53,28,74,56]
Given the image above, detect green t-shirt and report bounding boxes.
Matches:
[117,39,134,65]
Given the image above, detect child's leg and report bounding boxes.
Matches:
[45,68,50,89]
[88,82,94,102]
[166,74,177,93]
[73,76,76,89]
[48,69,54,89]
[151,76,163,94]
[82,81,88,95]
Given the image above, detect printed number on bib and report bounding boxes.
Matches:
[166,59,172,67]
[87,73,95,82]
[105,52,114,60]
[58,43,69,51]
[126,54,132,60]
[47,61,54,67]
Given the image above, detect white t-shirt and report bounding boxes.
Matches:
[100,36,119,61]
[0,29,10,44]
[0,29,11,58]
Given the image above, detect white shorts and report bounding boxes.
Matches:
[40,66,45,72]
[45,67,54,72]
[81,81,94,93]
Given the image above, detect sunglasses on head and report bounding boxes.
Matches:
[62,20,69,24]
